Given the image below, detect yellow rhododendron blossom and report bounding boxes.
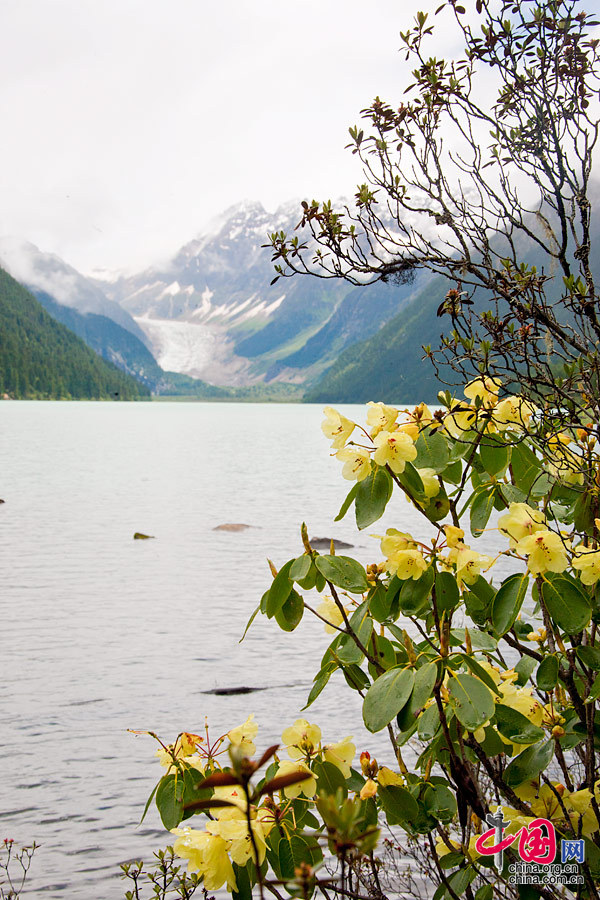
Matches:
[494,396,536,431]
[227,714,258,757]
[380,528,414,557]
[155,732,202,769]
[385,548,428,580]
[206,815,270,866]
[275,759,317,798]
[498,502,546,548]
[316,596,346,633]
[321,407,355,449]
[377,766,403,787]
[572,546,600,584]
[366,401,398,436]
[448,546,492,585]
[172,828,237,891]
[282,719,322,758]
[444,402,479,438]
[336,446,371,482]
[516,529,569,574]
[417,467,440,498]
[443,524,465,548]
[464,376,501,406]
[372,430,417,474]
[360,778,378,800]
[323,737,355,777]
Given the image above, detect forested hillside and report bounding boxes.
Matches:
[0,268,150,400]
[304,277,450,404]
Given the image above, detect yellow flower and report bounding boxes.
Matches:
[323,737,355,778]
[207,815,269,866]
[572,546,600,584]
[366,401,398,437]
[377,766,403,787]
[275,759,317,799]
[380,528,414,557]
[444,402,479,438]
[447,546,492,585]
[372,430,417,474]
[498,502,546,548]
[417,467,440,498]
[336,446,371,481]
[316,596,346,633]
[494,396,536,431]
[155,732,202,769]
[516,529,569,575]
[227,714,258,757]
[443,524,465,548]
[385,548,428,580]
[360,778,378,800]
[172,828,237,891]
[282,719,322,758]
[321,407,355,449]
[464,376,501,406]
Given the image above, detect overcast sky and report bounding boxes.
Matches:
[0,0,471,274]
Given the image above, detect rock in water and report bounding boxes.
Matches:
[213,523,252,532]
[133,532,155,540]
[309,536,354,549]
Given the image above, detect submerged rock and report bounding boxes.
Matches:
[213,523,253,532]
[203,686,266,696]
[309,536,354,550]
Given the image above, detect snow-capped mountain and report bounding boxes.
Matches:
[105,200,424,386]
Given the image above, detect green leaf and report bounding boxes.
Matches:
[334,483,359,522]
[435,570,460,615]
[494,704,545,744]
[447,673,495,731]
[397,461,425,497]
[398,566,434,616]
[274,589,304,632]
[266,560,294,618]
[315,555,368,593]
[511,442,541,493]
[139,780,159,825]
[418,701,443,740]
[337,600,373,664]
[378,784,419,825]
[303,665,335,709]
[363,666,415,733]
[423,782,457,823]
[459,655,501,696]
[155,772,183,830]
[536,655,559,691]
[577,645,600,671]
[290,555,311,582]
[396,661,438,732]
[504,740,554,787]
[414,430,449,473]
[514,654,537,686]
[542,577,592,633]
[355,466,393,529]
[480,437,510,476]
[585,672,600,704]
[492,573,529,635]
[369,583,392,623]
[312,760,348,798]
[232,863,253,900]
[239,604,260,643]
[476,886,494,900]
[470,488,496,537]
[369,633,397,672]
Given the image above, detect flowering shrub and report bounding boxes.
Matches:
[141,379,600,900]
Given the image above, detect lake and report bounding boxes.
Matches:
[0,401,509,898]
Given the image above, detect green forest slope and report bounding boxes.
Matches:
[304,276,450,404]
[0,268,150,400]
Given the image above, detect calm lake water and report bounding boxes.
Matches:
[0,401,509,898]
